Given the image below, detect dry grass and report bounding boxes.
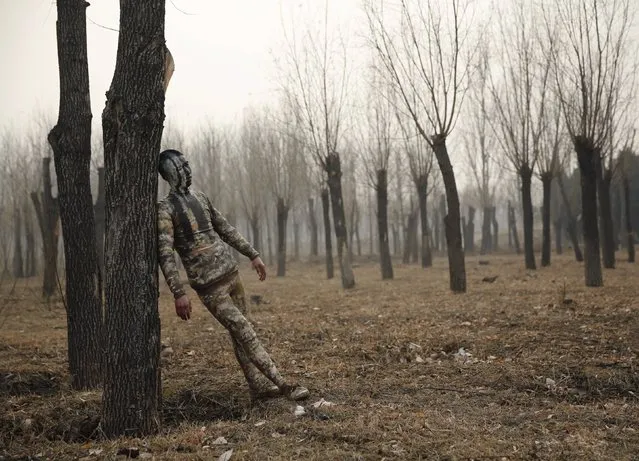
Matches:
[1,253,638,460]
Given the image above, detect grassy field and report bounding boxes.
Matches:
[1,253,638,460]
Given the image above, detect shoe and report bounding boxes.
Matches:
[249,385,281,401]
[282,384,310,401]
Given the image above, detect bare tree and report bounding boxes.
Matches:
[488,0,552,271]
[463,45,500,255]
[278,1,355,289]
[263,104,305,276]
[366,0,474,292]
[618,140,636,262]
[357,72,395,279]
[546,0,636,285]
[101,0,169,437]
[48,0,104,390]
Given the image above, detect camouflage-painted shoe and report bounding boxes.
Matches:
[282,384,310,401]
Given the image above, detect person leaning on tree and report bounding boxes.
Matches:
[156,148,309,402]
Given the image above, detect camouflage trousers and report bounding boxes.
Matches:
[197,271,285,392]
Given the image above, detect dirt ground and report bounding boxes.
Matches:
[1,253,638,460]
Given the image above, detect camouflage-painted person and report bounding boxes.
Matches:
[157,149,309,401]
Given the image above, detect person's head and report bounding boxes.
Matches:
[159,149,192,192]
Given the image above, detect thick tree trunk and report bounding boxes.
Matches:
[376,169,393,279]
[508,200,521,254]
[325,153,355,289]
[308,198,318,258]
[415,174,432,268]
[541,172,552,267]
[101,0,166,437]
[520,164,536,270]
[403,205,418,264]
[31,158,60,298]
[623,177,635,263]
[432,136,466,293]
[596,162,615,268]
[321,188,334,279]
[557,172,584,262]
[276,197,288,277]
[94,166,106,282]
[12,204,24,278]
[48,0,104,391]
[574,137,603,286]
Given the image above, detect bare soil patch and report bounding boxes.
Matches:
[1,253,638,460]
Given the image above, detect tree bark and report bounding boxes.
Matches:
[554,204,563,255]
[415,174,432,268]
[403,204,418,264]
[520,164,536,270]
[557,172,583,262]
[320,188,334,279]
[368,191,375,256]
[540,172,552,267]
[432,136,466,293]
[438,194,447,252]
[276,197,289,277]
[250,217,261,255]
[308,198,318,258]
[31,158,60,298]
[376,169,393,279]
[433,207,440,253]
[574,137,603,286]
[596,161,615,268]
[25,199,36,277]
[623,177,635,262]
[325,153,355,289]
[48,0,104,391]
[265,204,273,266]
[465,206,475,253]
[101,0,166,437]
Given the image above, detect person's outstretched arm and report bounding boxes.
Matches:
[157,204,186,299]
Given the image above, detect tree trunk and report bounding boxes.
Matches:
[293,213,300,262]
[540,172,552,267]
[31,157,60,298]
[520,164,536,270]
[368,191,374,256]
[465,206,475,253]
[325,153,355,289]
[308,198,318,258]
[557,172,584,262]
[438,194,447,252]
[94,166,106,282]
[320,188,334,279]
[101,0,166,437]
[491,206,498,251]
[508,200,521,254]
[403,204,418,264]
[596,161,615,268]
[612,183,622,250]
[574,137,603,286]
[480,206,492,254]
[48,0,104,391]
[12,204,24,278]
[391,222,399,257]
[276,197,288,277]
[376,169,393,279]
[250,217,260,255]
[432,136,466,293]
[623,177,635,262]
[433,207,440,253]
[415,174,432,268]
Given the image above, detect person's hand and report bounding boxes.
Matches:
[251,257,267,281]
[175,294,192,320]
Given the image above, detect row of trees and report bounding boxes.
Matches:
[2,0,637,439]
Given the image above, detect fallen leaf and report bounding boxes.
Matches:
[212,436,228,445]
[311,398,336,409]
[294,405,306,416]
[254,420,266,426]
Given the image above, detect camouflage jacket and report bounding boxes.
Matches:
[157,190,259,298]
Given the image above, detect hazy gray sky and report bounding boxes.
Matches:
[0,0,362,135]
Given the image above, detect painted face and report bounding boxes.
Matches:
[159,150,192,193]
